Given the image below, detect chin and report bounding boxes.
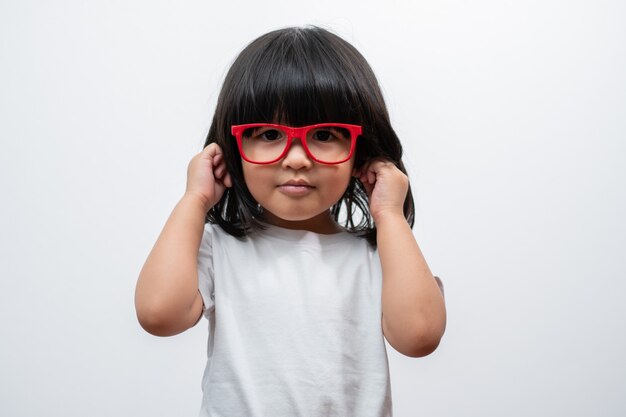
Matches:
[264,206,329,224]
[270,211,318,222]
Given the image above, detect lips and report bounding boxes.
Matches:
[281,179,313,187]
[278,179,314,196]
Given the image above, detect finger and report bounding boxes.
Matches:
[223,172,233,188]
[203,143,223,160]
[366,159,391,173]
[355,169,365,183]
[359,171,371,186]
[356,170,374,197]
[367,169,376,185]
[357,166,371,185]
[362,182,374,200]
[356,162,371,180]
[212,152,224,166]
[214,166,224,180]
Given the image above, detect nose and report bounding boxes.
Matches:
[281,137,312,170]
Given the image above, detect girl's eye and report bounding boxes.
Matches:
[259,129,282,141]
[312,130,335,142]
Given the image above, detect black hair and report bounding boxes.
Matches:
[204,26,414,246]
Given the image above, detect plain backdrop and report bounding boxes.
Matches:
[1,1,625,416]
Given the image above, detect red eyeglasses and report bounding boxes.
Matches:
[231,123,362,165]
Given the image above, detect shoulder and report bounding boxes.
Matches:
[331,232,380,266]
[201,222,255,262]
[200,222,215,250]
[202,222,245,244]
[199,223,241,257]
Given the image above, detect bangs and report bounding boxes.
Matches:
[227,30,363,127]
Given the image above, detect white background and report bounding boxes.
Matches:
[1,1,625,416]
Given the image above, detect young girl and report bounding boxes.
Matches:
[135,26,446,417]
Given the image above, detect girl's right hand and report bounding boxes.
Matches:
[185,143,232,211]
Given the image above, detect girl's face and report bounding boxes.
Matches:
[241,135,355,234]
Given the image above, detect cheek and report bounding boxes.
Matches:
[325,167,354,201]
[241,163,252,186]
[241,164,271,200]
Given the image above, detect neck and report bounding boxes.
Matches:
[262,210,343,234]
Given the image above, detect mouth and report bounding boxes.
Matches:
[281,179,313,187]
[278,180,315,196]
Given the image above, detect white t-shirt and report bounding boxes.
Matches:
[197,222,392,417]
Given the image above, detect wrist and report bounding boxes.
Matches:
[372,209,407,228]
[182,192,214,213]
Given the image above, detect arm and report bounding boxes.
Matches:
[134,144,231,337]
[377,213,446,357]
[358,161,446,357]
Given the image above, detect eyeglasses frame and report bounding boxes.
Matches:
[230,123,362,165]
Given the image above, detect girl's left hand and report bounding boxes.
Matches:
[355,160,409,222]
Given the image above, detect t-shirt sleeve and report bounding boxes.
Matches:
[434,275,444,297]
[197,224,215,319]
